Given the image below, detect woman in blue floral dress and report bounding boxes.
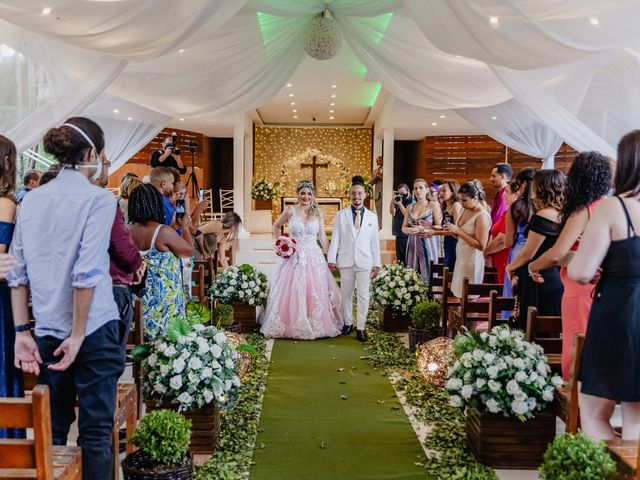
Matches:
[127,184,194,339]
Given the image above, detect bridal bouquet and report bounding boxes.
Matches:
[138,319,241,412]
[370,263,429,314]
[446,326,564,421]
[275,234,297,259]
[208,263,269,307]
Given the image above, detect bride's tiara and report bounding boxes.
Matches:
[297,180,315,190]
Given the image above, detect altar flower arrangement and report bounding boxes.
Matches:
[251,177,280,201]
[323,180,338,196]
[138,319,241,412]
[274,234,297,259]
[208,263,268,307]
[370,263,429,314]
[446,326,564,421]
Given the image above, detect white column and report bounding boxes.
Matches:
[233,117,249,238]
[381,128,394,238]
[372,137,383,169]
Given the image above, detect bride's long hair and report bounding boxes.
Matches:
[296,180,322,219]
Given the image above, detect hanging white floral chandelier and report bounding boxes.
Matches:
[303,9,343,60]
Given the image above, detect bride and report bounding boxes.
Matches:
[260,180,344,339]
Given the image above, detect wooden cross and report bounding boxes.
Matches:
[301,155,329,187]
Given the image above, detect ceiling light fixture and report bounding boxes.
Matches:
[331,84,337,88]
[178,49,185,54]
[492,116,497,120]
[431,122,437,126]
[288,93,294,97]
[112,109,120,114]
[329,110,334,113]
[179,118,185,121]
[286,83,292,87]
[590,17,599,26]
[331,94,336,98]
[329,116,334,120]
[127,117,132,121]
[330,102,335,106]
[42,7,51,15]
[489,16,499,25]
[293,115,299,119]
[290,102,296,105]
[292,109,297,113]
[440,115,446,118]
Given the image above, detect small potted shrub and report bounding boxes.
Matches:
[214,303,238,333]
[370,264,428,332]
[539,433,617,479]
[122,409,192,479]
[408,300,442,352]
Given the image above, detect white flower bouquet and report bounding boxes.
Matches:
[251,177,279,201]
[446,325,564,421]
[139,320,241,412]
[208,263,269,307]
[370,263,429,314]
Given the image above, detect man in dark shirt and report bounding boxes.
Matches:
[150,136,186,174]
[389,183,413,265]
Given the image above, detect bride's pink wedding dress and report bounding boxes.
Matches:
[260,209,344,339]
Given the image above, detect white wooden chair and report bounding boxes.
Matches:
[220,189,234,214]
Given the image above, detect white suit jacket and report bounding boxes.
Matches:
[327,207,381,270]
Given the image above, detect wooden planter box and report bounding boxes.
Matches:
[232,302,259,333]
[145,400,220,455]
[466,404,555,469]
[253,199,273,211]
[381,307,410,333]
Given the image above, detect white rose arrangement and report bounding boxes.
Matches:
[251,178,279,201]
[369,263,429,314]
[208,264,269,307]
[446,325,563,421]
[139,320,241,412]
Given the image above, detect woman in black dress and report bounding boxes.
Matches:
[569,130,640,441]
[506,169,566,330]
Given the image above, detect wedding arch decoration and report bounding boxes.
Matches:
[278,148,349,195]
[303,10,343,60]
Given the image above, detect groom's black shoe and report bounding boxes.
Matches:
[341,324,354,335]
[356,329,368,342]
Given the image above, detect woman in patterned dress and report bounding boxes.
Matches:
[127,184,194,339]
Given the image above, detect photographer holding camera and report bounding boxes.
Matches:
[150,134,186,174]
[389,183,413,265]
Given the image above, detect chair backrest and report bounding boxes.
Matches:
[487,290,516,331]
[220,189,234,213]
[483,270,499,284]
[429,261,444,296]
[525,306,562,354]
[565,333,585,433]
[126,299,144,418]
[190,264,206,303]
[203,188,214,214]
[441,267,454,333]
[0,384,54,479]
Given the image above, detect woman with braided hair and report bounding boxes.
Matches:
[260,180,343,339]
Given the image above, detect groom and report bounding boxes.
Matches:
[328,176,381,342]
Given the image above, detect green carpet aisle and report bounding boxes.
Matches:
[250,335,425,480]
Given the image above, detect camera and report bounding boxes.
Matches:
[187,140,198,154]
[394,194,402,202]
[170,132,181,155]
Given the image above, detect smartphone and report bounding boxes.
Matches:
[175,199,186,220]
[180,187,187,200]
[198,188,205,202]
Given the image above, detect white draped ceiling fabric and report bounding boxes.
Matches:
[1,0,640,172]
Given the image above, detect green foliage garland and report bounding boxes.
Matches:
[364,312,497,479]
[195,334,268,480]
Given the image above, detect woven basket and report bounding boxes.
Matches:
[408,326,440,352]
[122,451,193,480]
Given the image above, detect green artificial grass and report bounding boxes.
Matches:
[250,336,425,479]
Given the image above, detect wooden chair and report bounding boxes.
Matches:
[190,264,206,303]
[449,277,503,334]
[483,270,499,284]
[126,300,144,419]
[428,261,444,299]
[440,267,459,336]
[0,385,82,480]
[554,334,584,434]
[219,189,234,214]
[525,306,562,372]
[487,290,516,331]
[200,189,222,222]
[606,436,640,479]
[112,384,137,480]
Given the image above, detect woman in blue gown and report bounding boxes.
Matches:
[0,134,22,438]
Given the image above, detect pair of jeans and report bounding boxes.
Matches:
[112,284,133,354]
[36,320,125,480]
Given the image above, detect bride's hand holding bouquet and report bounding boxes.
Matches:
[275,234,297,259]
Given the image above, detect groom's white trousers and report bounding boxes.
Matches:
[339,266,370,330]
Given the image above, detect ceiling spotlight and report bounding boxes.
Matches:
[590,17,599,26]
[329,116,334,120]
[489,16,499,25]
[292,109,297,113]
[288,93,294,97]
[431,122,437,126]
[112,109,120,114]
[127,117,132,121]
[440,115,446,118]
[331,94,336,98]
[293,115,299,119]
[286,83,292,87]
[491,116,497,120]
[329,110,334,113]
[178,49,185,54]
[290,102,296,105]
[179,118,185,121]
[330,102,335,106]
[42,7,51,15]
[331,84,337,88]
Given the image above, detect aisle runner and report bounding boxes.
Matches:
[250,336,424,480]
